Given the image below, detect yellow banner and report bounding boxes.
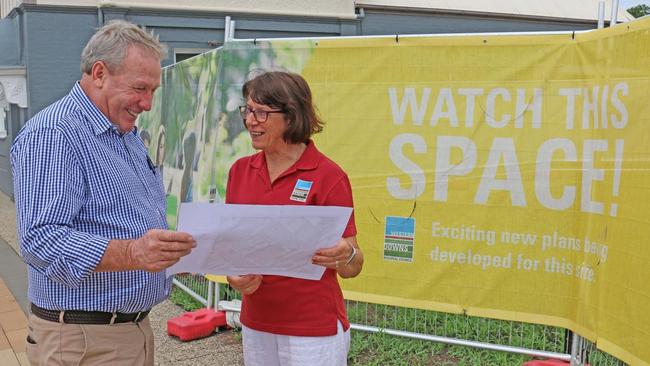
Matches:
[140,18,650,366]
[301,20,650,366]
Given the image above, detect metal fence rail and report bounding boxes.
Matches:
[583,338,627,366]
[172,273,213,307]
[172,274,627,366]
[346,301,569,360]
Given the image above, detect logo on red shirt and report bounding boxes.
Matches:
[290,179,313,202]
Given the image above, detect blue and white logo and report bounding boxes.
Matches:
[290,179,313,202]
[384,216,415,262]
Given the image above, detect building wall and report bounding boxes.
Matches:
[358,9,598,36]
[0,18,19,65]
[23,8,98,116]
[356,0,633,22]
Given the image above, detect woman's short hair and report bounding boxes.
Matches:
[242,71,324,144]
[80,20,167,74]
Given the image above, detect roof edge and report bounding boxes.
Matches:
[98,0,359,20]
[355,3,629,24]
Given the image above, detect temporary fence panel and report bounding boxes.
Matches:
[184,274,627,366]
[172,274,213,307]
[146,16,650,366]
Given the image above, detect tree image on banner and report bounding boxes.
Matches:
[138,40,316,229]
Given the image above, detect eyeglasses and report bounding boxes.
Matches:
[239,105,284,123]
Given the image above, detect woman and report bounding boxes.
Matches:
[226,71,364,366]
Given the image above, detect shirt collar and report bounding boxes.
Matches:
[250,139,320,172]
[69,82,130,136]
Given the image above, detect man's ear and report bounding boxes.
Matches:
[90,61,109,87]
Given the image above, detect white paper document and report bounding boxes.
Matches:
[167,203,352,280]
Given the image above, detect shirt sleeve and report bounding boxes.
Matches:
[322,173,357,238]
[11,128,110,289]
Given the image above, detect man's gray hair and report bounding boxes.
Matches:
[80,20,168,74]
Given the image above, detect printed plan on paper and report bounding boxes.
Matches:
[167,203,352,280]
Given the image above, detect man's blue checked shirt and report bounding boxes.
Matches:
[11,82,170,313]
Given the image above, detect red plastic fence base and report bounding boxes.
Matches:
[167,308,227,342]
[523,359,589,366]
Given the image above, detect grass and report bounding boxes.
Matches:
[346,302,537,366]
[169,285,204,311]
[349,330,457,366]
[169,280,626,366]
[348,330,532,366]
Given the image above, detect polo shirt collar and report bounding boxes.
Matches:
[250,140,320,172]
[69,82,130,136]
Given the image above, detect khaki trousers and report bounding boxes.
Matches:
[26,313,154,366]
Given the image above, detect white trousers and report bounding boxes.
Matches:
[242,321,350,366]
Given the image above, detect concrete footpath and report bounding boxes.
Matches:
[0,192,244,365]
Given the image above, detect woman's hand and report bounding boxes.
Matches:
[227,274,263,295]
[312,236,363,278]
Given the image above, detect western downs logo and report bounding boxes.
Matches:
[384,216,415,262]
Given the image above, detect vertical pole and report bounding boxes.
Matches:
[214,282,220,310]
[610,0,620,26]
[206,277,214,310]
[97,6,104,26]
[570,332,583,366]
[579,333,589,365]
[224,16,231,43]
[229,20,236,41]
[598,1,605,29]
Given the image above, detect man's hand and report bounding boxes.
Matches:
[127,229,196,272]
[227,274,263,295]
[97,230,195,272]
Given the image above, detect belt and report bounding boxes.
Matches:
[30,303,150,325]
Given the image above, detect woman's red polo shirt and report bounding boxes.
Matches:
[225,140,356,336]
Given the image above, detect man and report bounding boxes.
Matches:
[11,20,195,365]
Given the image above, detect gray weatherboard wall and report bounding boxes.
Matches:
[0,3,603,197]
[0,17,22,196]
[0,18,20,66]
[358,9,599,35]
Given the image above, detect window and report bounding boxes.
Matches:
[174,48,212,63]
